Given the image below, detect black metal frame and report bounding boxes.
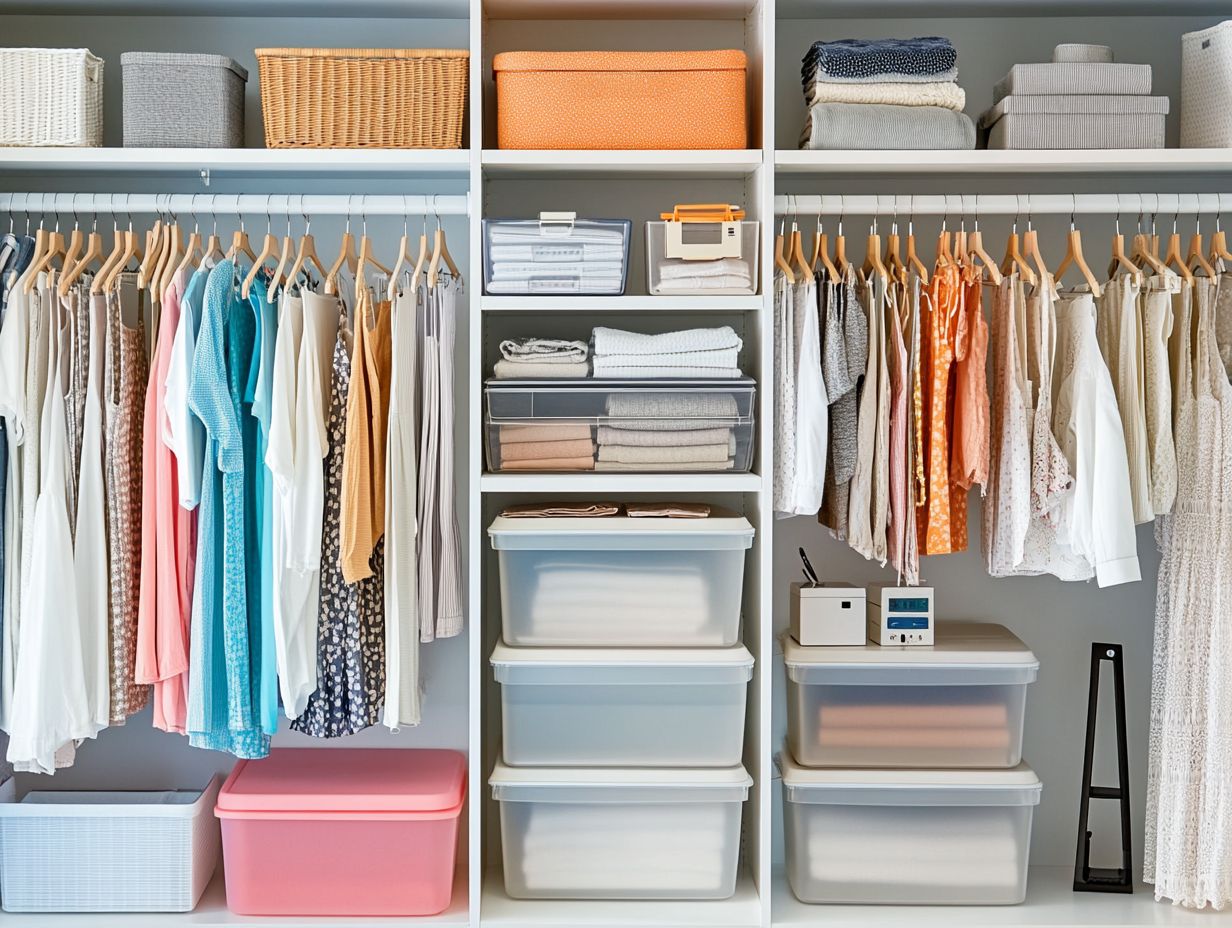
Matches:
[1073,642,1133,893]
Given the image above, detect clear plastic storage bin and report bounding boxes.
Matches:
[0,776,221,913]
[483,214,632,295]
[780,753,1041,905]
[491,762,751,899]
[485,378,757,473]
[492,643,753,767]
[488,512,755,647]
[646,219,759,295]
[785,623,1039,769]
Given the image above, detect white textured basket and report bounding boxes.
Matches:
[0,48,104,147]
[0,776,221,913]
[1182,22,1232,148]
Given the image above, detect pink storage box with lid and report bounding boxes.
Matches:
[215,748,466,916]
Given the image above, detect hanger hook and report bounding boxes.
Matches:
[1219,193,1226,234]
[433,193,442,231]
[837,195,844,238]
[403,195,410,238]
[266,193,274,233]
[907,193,915,237]
[1070,194,1077,232]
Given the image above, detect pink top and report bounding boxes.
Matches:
[135,270,198,734]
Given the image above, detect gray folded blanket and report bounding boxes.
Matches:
[800,102,976,151]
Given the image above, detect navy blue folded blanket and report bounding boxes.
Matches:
[801,36,957,85]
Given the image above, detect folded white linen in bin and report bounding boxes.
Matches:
[597,440,734,464]
[489,226,625,244]
[593,325,742,356]
[490,261,626,280]
[593,364,743,379]
[809,856,1020,889]
[804,79,967,111]
[606,391,740,420]
[655,275,753,292]
[593,346,740,371]
[500,337,589,362]
[486,277,624,294]
[518,866,726,894]
[595,459,735,471]
[488,244,626,262]
[657,258,752,281]
[596,425,733,446]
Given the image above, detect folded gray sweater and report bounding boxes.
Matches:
[800,102,976,151]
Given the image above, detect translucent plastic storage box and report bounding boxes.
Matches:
[488,512,755,647]
[485,378,757,473]
[483,215,632,295]
[215,749,465,917]
[780,753,1041,905]
[785,623,1038,768]
[491,762,751,900]
[0,776,221,913]
[646,220,759,295]
[492,643,753,766]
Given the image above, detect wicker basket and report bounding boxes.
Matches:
[0,48,103,147]
[255,48,468,149]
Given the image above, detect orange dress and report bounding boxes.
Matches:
[916,261,969,555]
[951,265,991,493]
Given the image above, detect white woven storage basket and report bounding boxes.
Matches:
[0,776,221,913]
[1182,21,1232,148]
[0,48,103,147]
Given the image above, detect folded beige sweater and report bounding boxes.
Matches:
[805,79,966,111]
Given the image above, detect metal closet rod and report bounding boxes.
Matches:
[0,192,471,216]
[775,193,1232,216]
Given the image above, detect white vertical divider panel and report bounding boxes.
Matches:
[468,2,485,924]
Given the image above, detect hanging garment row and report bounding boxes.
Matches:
[775,191,1232,909]
[0,193,466,774]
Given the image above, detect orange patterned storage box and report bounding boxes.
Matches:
[494,50,747,150]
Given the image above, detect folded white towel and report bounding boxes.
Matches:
[491,261,625,280]
[500,337,589,362]
[596,425,733,447]
[486,277,623,294]
[594,346,740,370]
[657,258,752,281]
[597,441,734,464]
[595,459,735,471]
[592,325,743,356]
[805,79,967,111]
[593,365,743,379]
[809,858,1019,890]
[489,244,625,262]
[654,275,753,291]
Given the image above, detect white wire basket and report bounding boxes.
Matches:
[1182,22,1232,148]
[0,776,221,913]
[0,48,103,146]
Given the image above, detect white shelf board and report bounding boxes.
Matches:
[776,149,1232,175]
[481,472,763,493]
[481,295,762,312]
[0,0,468,16]
[481,871,763,926]
[772,866,1216,927]
[0,868,468,928]
[777,0,1230,15]
[483,0,756,19]
[0,147,471,178]
[482,149,763,178]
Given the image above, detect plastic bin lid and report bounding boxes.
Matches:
[217,749,466,815]
[778,752,1041,789]
[493,50,748,74]
[490,761,752,804]
[488,512,754,539]
[491,643,754,685]
[784,622,1038,668]
[120,51,248,81]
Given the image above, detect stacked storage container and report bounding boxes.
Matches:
[780,621,1042,905]
[489,509,756,899]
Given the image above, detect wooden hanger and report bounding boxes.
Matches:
[789,218,811,280]
[885,222,907,284]
[60,215,105,296]
[388,213,422,298]
[811,215,839,280]
[1055,214,1103,298]
[155,215,183,301]
[773,220,795,283]
[1188,218,1216,279]
[172,216,204,284]
[427,212,460,289]
[1211,196,1232,265]
[1022,226,1051,287]
[834,216,851,276]
[200,203,224,270]
[861,218,888,284]
[936,219,953,267]
[242,206,281,299]
[269,233,294,299]
[102,220,145,293]
[286,207,327,293]
[60,210,85,287]
[1108,217,1143,286]
[966,225,1003,286]
[325,220,357,296]
[409,224,430,292]
[1164,220,1194,284]
[24,218,66,295]
[137,216,164,291]
[228,217,256,264]
[904,216,928,285]
[93,218,126,295]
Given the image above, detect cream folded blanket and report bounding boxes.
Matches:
[500,438,596,462]
[493,359,590,379]
[487,278,623,294]
[490,261,625,280]
[597,441,733,464]
[655,275,753,291]
[500,456,595,471]
[657,258,752,280]
[592,365,742,379]
[488,244,624,262]
[820,704,1009,728]
[595,460,734,472]
[501,423,592,443]
[805,79,966,111]
[592,325,742,356]
[596,425,732,447]
[817,726,1012,749]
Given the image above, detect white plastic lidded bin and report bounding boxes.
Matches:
[0,776,221,912]
[785,622,1039,768]
[488,513,755,647]
[780,753,1041,905]
[492,643,754,767]
[491,762,751,900]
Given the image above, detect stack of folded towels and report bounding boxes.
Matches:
[591,325,743,379]
[486,223,626,294]
[652,257,754,293]
[494,337,590,379]
[596,391,740,473]
[496,423,595,472]
[980,44,1168,150]
[799,36,975,151]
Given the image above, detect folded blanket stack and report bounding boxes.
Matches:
[497,423,595,472]
[597,390,741,472]
[653,257,754,293]
[494,337,590,379]
[799,36,975,151]
[981,44,1168,149]
[486,222,628,294]
[591,325,744,379]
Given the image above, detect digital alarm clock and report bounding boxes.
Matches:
[867,584,935,646]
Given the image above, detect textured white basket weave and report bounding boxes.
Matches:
[0,776,221,913]
[0,48,104,147]
[1182,22,1232,148]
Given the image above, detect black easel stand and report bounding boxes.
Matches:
[1073,642,1133,893]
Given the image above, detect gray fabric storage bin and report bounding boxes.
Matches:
[985,113,1165,150]
[122,52,247,148]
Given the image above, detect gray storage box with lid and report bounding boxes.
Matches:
[122,52,247,148]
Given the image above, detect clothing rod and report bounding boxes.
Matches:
[775,193,1232,217]
[0,193,471,217]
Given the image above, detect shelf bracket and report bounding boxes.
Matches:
[1073,642,1134,894]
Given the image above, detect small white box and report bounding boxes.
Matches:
[867,584,935,646]
[790,582,866,646]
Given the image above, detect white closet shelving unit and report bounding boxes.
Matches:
[0,0,1230,925]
